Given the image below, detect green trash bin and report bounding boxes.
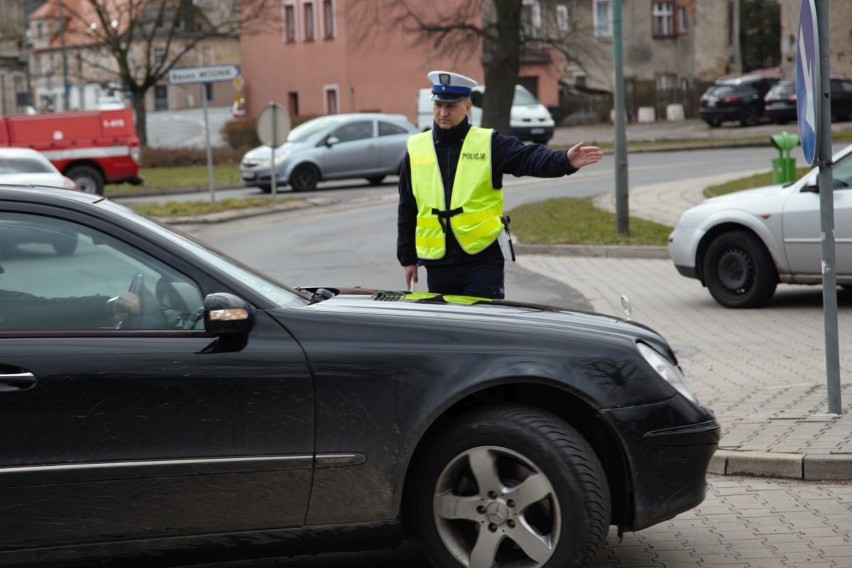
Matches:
[769,131,799,183]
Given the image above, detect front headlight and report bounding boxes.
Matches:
[272,149,291,166]
[636,342,698,404]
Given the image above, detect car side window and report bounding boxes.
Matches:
[378,121,408,136]
[0,212,204,331]
[834,152,852,189]
[330,121,373,143]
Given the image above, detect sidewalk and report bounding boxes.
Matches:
[515,165,852,481]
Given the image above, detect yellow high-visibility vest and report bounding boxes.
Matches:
[407,127,503,259]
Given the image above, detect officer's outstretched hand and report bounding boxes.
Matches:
[404,265,418,291]
[566,142,603,170]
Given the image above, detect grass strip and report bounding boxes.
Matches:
[508,197,672,246]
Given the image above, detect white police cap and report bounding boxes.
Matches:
[428,70,478,102]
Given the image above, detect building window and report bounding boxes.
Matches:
[521,0,541,40]
[652,2,675,38]
[304,2,315,42]
[594,0,612,38]
[556,4,569,32]
[283,2,297,43]
[324,86,338,114]
[677,6,688,33]
[322,0,335,38]
[153,46,166,67]
[288,92,299,116]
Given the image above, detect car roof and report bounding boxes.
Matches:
[315,112,410,122]
[716,74,777,85]
[0,183,99,205]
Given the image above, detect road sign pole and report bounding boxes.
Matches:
[271,105,278,197]
[201,83,215,202]
[815,0,841,414]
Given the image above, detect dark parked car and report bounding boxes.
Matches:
[699,75,779,127]
[765,78,852,124]
[0,186,719,568]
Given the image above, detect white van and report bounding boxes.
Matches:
[416,84,555,144]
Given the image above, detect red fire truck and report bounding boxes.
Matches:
[0,108,142,195]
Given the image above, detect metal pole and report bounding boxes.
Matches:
[57,0,70,110]
[613,0,629,235]
[271,104,278,197]
[815,0,841,414]
[201,83,215,202]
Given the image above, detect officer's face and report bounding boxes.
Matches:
[433,98,471,130]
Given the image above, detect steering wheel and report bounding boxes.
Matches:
[116,273,145,329]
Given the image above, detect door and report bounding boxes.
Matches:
[781,151,852,276]
[0,211,314,550]
[317,119,377,178]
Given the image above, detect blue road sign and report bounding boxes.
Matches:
[796,0,819,166]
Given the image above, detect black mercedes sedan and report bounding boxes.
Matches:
[0,185,719,568]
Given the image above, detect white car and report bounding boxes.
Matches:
[0,147,77,190]
[668,143,852,308]
[239,113,418,193]
[416,84,555,144]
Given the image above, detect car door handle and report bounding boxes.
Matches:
[0,372,37,393]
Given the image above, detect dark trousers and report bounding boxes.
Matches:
[425,260,505,299]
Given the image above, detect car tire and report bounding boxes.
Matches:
[66,165,105,195]
[705,118,721,128]
[740,108,760,127]
[411,404,610,568]
[366,176,385,186]
[290,165,319,192]
[702,230,778,308]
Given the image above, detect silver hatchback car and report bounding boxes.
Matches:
[239,113,418,193]
[669,143,852,308]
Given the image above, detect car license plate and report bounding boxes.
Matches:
[242,172,256,180]
[531,128,545,134]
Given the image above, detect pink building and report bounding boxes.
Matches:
[239,0,561,124]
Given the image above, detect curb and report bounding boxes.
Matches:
[158,196,340,224]
[710,450,852,481]
[514,243,669,259]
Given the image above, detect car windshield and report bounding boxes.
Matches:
[769,83,795,97]
[98,199,310,308]
[287,116,346,143]
[705,85,736,97]
[0,157,54,174]
[513,86,540,106]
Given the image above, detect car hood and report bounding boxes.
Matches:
[676,182,790,227]
[0,173,73,189]
[284,287,669,352]
[243,141,309,159]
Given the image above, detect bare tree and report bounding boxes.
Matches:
[348,0,601,135]
[59,0,279,145]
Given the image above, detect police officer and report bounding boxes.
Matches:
[397,70,603,299]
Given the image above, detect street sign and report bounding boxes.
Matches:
[256,102,291,197]
[257,102,291,148]
[167,65,240,85]
[796,0,819,165]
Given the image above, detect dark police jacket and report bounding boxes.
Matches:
[397,117,577,267]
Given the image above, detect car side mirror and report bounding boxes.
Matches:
[203,292,254,336]
[325,136,340,147]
